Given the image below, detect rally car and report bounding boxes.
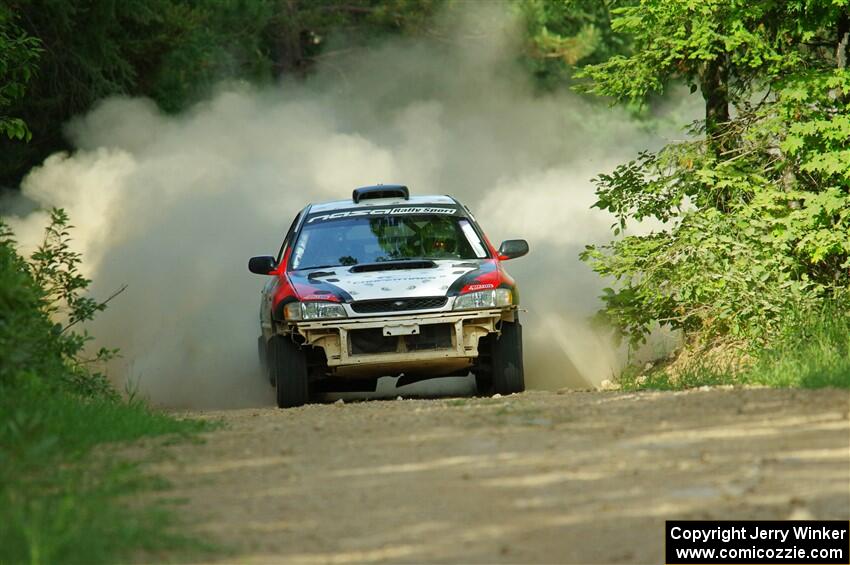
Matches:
[249,185,529,408]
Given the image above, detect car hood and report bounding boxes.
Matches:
[290,259,490,302]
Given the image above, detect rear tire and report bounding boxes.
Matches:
[269,335,310,408]
[476,321,524,396]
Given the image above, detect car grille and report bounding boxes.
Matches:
[350,296,447,314]
[350,324,453,355]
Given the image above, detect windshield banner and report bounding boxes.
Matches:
[306,206,461,224]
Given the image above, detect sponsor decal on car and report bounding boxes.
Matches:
[306,206,459,223]
[465,283,495,291]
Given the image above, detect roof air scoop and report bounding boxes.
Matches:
[352,184,409,203]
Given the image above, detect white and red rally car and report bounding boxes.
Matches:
[249,185,529,408]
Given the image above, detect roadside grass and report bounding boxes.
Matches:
[0,379,212,564]
[0,211,217,564]
[617,363,738,391]
[743,306,850,389]
[619,305,850,391]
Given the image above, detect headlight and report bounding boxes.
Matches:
[453,288,513,310]
[284,301,346,321]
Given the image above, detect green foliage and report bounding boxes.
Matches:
[617,361,738,391]
[0,379,210,564]
[29,209,114,332]
[0,0,638,184]
[519,0,632,88]
[1,0,174,184]
[583,210,819,348]
[151,0,444,110]
[0,222,65,389]
[1,209,118,396]
[576,0,842,105]
[581,1,850,356]
[148,0,276,112]
[743,300,850,388]
[0,0,447,186]
[0,6,42,141]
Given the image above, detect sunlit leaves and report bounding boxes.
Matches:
[580,2,850,350]
[576,0,839,105]
[517,0,634,89]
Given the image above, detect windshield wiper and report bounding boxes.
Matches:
[297,264,340,271]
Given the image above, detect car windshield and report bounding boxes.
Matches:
[290,215,489,270]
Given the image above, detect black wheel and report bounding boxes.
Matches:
[474,339,494,396]
[269,335,310,408]
[476,321,524,395]
[258,336,273,386]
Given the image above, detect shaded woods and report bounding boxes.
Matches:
[0,0,618,187]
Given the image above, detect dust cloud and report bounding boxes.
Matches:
[3,4,694,407]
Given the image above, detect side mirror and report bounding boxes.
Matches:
[248,255,277,275]
[498,239,529,260]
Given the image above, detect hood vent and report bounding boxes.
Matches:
[352,184,409,203]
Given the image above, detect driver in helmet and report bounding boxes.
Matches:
[422,222,457,258]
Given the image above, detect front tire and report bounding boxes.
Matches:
[269,335,310,408]
[259,336,273,386]
[476,321,525,395]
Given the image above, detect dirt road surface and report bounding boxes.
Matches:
[150,388,849,563]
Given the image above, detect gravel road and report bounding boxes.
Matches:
[150,388,849,563]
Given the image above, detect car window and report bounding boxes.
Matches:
[290,215,488,270]
[276,211,303,264]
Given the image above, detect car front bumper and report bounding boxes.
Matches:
[286,307,516,377]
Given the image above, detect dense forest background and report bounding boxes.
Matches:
[0,0,623,188]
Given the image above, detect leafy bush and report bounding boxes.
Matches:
[0,7,41,141]
[0,223,65,388]
[1,208,118,397]
[583,69,850,352]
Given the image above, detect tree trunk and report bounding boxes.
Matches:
[272,0,305,78]
[837,10,849,69]
[701,54,730,157]
[699,52,731,213]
